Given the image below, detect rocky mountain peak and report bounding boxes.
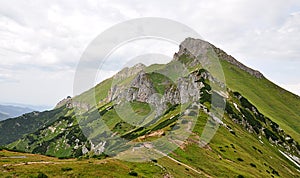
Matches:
[114,63,146,82]
[176,37,264,79]
[178,37,212,57]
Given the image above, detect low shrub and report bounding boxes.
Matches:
[151,159,157,163]
[128,171,138,176]
[37,172,48,178]
[237,158,244,162]
[250,163,257,168]
[61,167,73,172]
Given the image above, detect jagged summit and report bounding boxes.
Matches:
[177,37,264,78]
[1,37,300,177]
[179,37,212,57]
[114,63,146,81]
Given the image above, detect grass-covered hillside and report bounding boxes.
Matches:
[221,60,300,142]
[0,38,299,177]
[0,107,70,146]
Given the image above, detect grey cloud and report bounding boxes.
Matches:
[0,0,300,104]
[0,76,19,83]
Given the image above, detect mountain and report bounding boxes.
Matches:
[0,107,69,145]
[0,104,34,121]
[0,112,9,121]
[0,38,299,177]
[3,102,52,111]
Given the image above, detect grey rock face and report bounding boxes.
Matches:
[163,85,180,105]
[90,141,106,155]
[177,37,212,58]
[177,75,200,103]
[108,68,205,116]
[109,71,156,103]
[107,63,146,102]
[55,97,71,109]
[175,37,264,79]
[114,63,146,83]
[130,71,156,103]
[212,46,264,78]
[55,97,91,111]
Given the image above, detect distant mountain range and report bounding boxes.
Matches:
[0,103,52,121]
[0,38,299,177]
[0,104,34,121]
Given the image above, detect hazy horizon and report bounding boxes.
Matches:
[1,0,300,106]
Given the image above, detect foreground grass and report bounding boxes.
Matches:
[2,114,300,178]
[0,150,166,178]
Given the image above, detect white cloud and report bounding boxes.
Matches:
[0,67,75,106]
[229,11,300,61]
[0,0,299,105]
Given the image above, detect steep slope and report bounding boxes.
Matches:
[1,38,300,177]
[181,38,300,142]
[0,107,70,145]
[221,59,300,142]
[4,71,300,176]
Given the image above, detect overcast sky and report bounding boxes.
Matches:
[0,0,300,108]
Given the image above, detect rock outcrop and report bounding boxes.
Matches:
[175,37,264,79]
[107,68,210,116]
[113,63,146,83]
[55,96,91,111]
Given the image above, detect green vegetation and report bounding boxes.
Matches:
[74,78,113,105]
[0,39,300,177]
[0,150,167,177]
[221,59,300,142]
[0,107,70,146]
[6,115,89,158]
[148,72,172,94]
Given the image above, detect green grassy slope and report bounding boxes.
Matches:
[1,105,299,178]
[221,60,300,142]
[0,107,70,146]
[1,38,300,177]
[74,78,113,105]
[4,65,299,177]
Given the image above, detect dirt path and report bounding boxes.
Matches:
[152,148,212,178]
[3,161,62,167]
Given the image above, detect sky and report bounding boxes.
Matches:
[0,0,300,108]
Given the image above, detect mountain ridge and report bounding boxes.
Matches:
[1,37,300,177]
[0,104,34,121]
[175,37,264,78]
